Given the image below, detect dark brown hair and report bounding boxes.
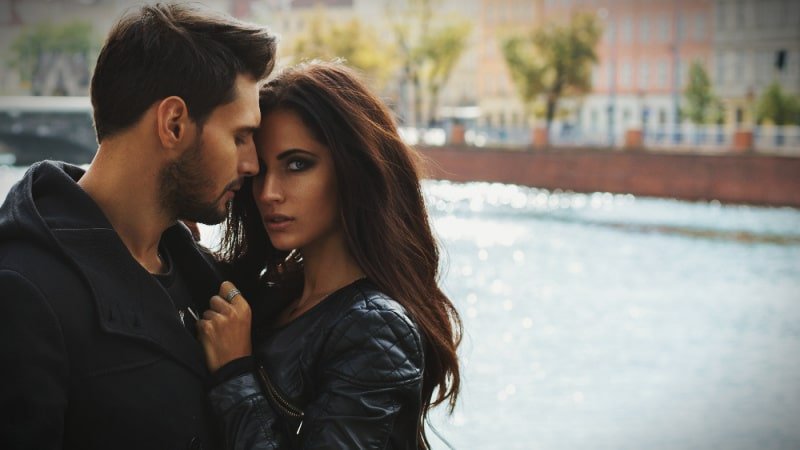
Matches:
[219,61,461,448]
[90,3,277,142]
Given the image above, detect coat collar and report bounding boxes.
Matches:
[54,223,222,378]
[25,162,223,379]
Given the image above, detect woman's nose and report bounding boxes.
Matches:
[257,173,284,203]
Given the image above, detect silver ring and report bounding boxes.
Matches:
[224,288,241,303]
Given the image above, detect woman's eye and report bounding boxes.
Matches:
[287,159,310,171]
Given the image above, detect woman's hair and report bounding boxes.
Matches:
[219,60,461,448]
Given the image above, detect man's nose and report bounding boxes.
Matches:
[239,138,258,177]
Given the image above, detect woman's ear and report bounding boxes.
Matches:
[156,96,191,149]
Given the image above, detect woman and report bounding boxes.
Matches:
[197,61,462,449]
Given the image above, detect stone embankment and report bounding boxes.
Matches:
[418,146,800,207]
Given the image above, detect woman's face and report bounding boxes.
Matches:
[252,109,340,253]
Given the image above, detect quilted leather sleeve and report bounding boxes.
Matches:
[299,297,425,449]
[208,373,288,450]
[321,297,424,385]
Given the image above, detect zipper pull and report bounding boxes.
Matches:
[296,420,303,435]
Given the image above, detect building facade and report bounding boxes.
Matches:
[713,0,800,126]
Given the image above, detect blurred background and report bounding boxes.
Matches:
[1,0,799,449]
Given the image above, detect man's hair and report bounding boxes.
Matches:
[90,3,277,142]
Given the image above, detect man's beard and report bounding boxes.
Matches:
[160,135,231,225]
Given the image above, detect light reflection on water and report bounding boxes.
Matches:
[424,181,800,450]
[2,166,799,449]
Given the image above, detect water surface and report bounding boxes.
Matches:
[2,165,799,449]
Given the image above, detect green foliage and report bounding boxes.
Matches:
[419,19,472,124]
[501,12,601,127]
[9,21,93,83]
[756,82,800,126]
[683,61,722,124]
[291,12,397,88]
[388,0,438,126]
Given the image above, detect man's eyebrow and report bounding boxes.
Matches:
[235,126,258,134]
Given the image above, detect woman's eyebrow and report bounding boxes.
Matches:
[276,148,317,160]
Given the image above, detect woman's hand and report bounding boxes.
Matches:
[198,281,252,373]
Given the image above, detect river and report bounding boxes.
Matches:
[2,164,799,449]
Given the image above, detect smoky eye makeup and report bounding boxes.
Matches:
[287,157,315,172]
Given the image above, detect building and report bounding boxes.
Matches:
[713,0,800,126]
[478,0,715,144]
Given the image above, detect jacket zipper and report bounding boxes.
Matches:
[257,366,305,434]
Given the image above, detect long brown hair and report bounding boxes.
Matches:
[219,60,461,448]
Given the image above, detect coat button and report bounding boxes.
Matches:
[187,436,202,450]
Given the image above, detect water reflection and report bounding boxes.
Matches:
[2,167,799,449]
[420,180,800,450]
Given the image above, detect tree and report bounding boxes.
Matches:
[419,20,471,125]
[683,61,722,124]
[388,0,437,126]
[501,12,602,133]
[291,12,397,89]
[756,82,800,126]
[9,21,94,95]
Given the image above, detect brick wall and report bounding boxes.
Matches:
[417,146,800,207]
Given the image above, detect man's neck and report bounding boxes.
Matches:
[78,144,172,273]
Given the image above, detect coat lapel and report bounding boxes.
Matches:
[54,224,221,379]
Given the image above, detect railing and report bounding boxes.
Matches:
[754,125,800,155]
[642,124,732,152]
[402,122,800,156]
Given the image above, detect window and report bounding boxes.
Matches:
[736,0,745,27]
[607,62,616,88]
[744,51,754,83]
[621,16,633,43]
[605,19,616,43]
[680,61,690,87]
[640,16,650,43]
[787,1,800,29]
[677,15,687,41]
[732,52,742,82]
[693,13,705,41]
[639,61,650,90]
[658,60,669,88]
[716,1,726,29]
[715,52,725,84]
[659,15,670,42]
[621,62,633,86]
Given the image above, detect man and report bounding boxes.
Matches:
[0,4,276,449]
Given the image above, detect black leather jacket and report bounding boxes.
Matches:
[209,279,425,449]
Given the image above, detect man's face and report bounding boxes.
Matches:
[160,74,260,224]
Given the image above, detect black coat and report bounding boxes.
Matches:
[0,162,223,450]
[208,279,425,449]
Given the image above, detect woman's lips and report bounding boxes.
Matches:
[264,214,294,232]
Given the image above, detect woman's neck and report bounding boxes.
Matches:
[300,235,364,297]
[274,235,364,327]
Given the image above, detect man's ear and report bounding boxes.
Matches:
[156,96,192,149]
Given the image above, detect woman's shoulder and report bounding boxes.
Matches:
[321,280,424,384]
